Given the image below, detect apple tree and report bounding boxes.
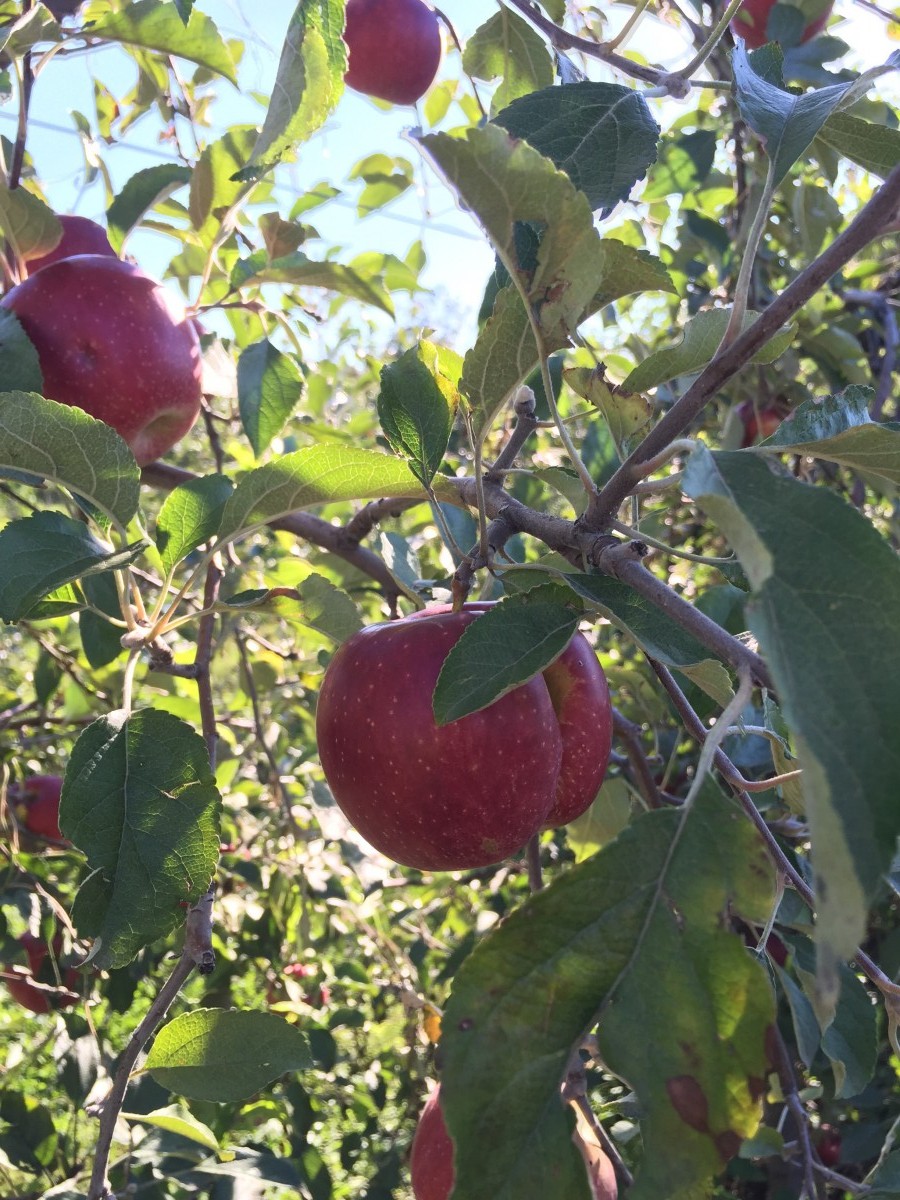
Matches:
[2,1,900,1198]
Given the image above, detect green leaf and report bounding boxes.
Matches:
[88,0,237,84]
[60,709,221,969]
[122,1104,220,1153]
[463,12,554,115]
[564,368,652,453]
[80,572,125,669]
[565,777,633,862]
[156,473,234,574]
[349,153,414,217]
[433,585,581,725]
[0,1093,57,1170]
[564,574,733,704]
[171,0,194,22]
[643,130,717,202]
[441,783,775,1200]
[106,164,191,252]
[229,249,393,314]
[624,306,795,393]
[378,531,423,602]
[463,242,673,435]
[243,0,345,176]
[683,446,900,1005]
[816,111,900,178]
[732,42,854,186]
[0,309,43,394]
[219,573,363,644]
[756,385,900,488]
[0,512,144,623]
[494,81,660,211]
[189,128,258,243]
[377,342,456,488]
[791,180,842,258]
[0,392,140,528]
[0,182,61,261]
[145,1009,311,1101]
[238,340,305,458]
[216,446,450,543]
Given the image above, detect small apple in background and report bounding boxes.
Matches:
[730,0,833,48]
[410,1085,617,1200]
[1,256,202,465]
[343,0,442,105]
[23,215,116,275]
[736,400,784,447]
[817,1126,842,1167]
[10,774,65,840]
[315,604,612,870]
[4,932,80,1014]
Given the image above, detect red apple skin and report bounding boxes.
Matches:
[411,1087,456,1200]
[23,215,116,275]
[1,256,202,465]
[12,774,65,840]
[4,933,79,1014]
[344,0,442,105]
[817,1127,842,1167]
[730,0,832,48]
[411,1085,617,1200]
[737,401,783,447]
[541,635,613,827]
[315,606,564,870]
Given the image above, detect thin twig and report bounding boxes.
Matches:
[195,560,222,767]
[612,709,664,810]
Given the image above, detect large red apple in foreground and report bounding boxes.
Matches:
[731,0,832,48]
[11,774,65,840]
[1,256,202,465]
[24,215,116,275]
[4,933,80,1014]
[315,603,612,870]
[410,1085,618,1200]
[344,0,442,105]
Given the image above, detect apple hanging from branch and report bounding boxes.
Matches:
[10,774,66,841]
[315,604,612,871]
[23,215,116,275]
[1,256,203,465]
[343,0,442,105]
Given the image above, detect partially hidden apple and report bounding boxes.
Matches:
[315,603,612,870]
[4,932,80,1014]
[730,0,832,48]
[23,215,116,275]
[10,774,65,840]
[344,0,442,105]
[736,400,783,447]
[1,256,202,465]
[410,1084,618,1200]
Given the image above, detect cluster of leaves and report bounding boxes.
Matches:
[2,1,900,1199]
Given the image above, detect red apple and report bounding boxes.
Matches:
[736,401,783,447]
[23,215,116,275]
[4,933,80,1014]
[730,0,832,49]
[817,1126,842,1167]
[344,0,442,105]
[411,1085,617,1200]
[10,774,64,840]
[315,603,612,869]
[1,256,202,465]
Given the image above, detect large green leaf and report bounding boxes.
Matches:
[216,446,451,543]
[624,306,795,393]
[106,164,191,252]
[0,182,60,261]
[377,342,456,489]
[683,446,900,1005]
[238,340,305,459]
[816,111,900,178]
[60,709,221,969]
[242,0,345,175]
[146,1009,311,1101]
[0,512,144,623]
[156,473,234,574]
[494,81,660,212]
[463,12,554,116]
[732,42,855,186]
[433,585,581,725]
[189,128,258,245]
[88,0,237,83]
[219,573,363,644]
[462,242,673,435]
[756,385,900,487]
[0,392,140,528]
[441,783,775,1200]
[229,250,393,314]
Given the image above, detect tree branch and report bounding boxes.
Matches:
[584,162,900,527]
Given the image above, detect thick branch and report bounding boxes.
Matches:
[585,163,900,526]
